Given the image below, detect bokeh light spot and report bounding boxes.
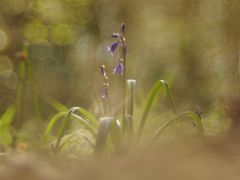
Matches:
[50,24,77,45]
[0,30,9,52]
[0,70,17,90]
[23,20,48,43]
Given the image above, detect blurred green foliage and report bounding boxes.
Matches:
[0,0,239,145]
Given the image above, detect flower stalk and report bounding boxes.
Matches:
[126,79,136,137]
[100,65,112,116]
[107,23,128,135]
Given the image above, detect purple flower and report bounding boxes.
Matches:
[107,41,118,55]
[113,63,124,75]
[120,23,126,34]
[111,33,120,38]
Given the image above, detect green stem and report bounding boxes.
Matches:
[126,80,136,137]
[107,95,112,116]
[92,90,104,116]
[15,61,27,128]
[24,43,42,124]
[122,40,127,136]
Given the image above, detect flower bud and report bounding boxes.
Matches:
[120,23,126,34]
[100,64,108,80]
[111,33,120,38]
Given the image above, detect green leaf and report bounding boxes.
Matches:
[75,107,98,126]
[42,112,67,144]
[44,96,68,112]
[0,105,16,145]
[70,114,97,136]
[95,117,116,155]
[54,108,74,151]
[137,80,176,138]
[178,111,204,134]
[0,105,16,127]
[151,111,204,143]
[54,107,98,151]
[42,106,98,152]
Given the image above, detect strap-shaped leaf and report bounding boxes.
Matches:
[44,96,68,112]
[0,105,16,145]
[42,106,98,151]
[75,107,98,126]
[178,111,204,134]
[55,107,98,151]
[0,105,16,127]
[151,111,204,143]
[95,117,121,155]
[71,114,97,135]
[138,80,176,138]
[42,112,67,144]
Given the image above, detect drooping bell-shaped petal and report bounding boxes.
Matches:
[111,33,120,38]
[120,23,126,34]
[113,63,124,75]
[107,41,118,55]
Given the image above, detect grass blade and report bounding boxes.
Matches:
[70,114,97,136]
[0,105,16,127]
[0,105,16,145]
[75,107,98,126]
[42,112,67,144]
[54,107,79,150]
[151,118,176,143]
[178,111,204,134]
[151,111,204,143]
[137,80,176,138]
[42,106,98,152]
[44,96,68,112]
[55,107,98,151]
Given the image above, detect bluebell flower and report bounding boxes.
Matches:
[107,41,118,55]
[113,63,124,75]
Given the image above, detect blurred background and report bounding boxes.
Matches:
[0,0,240,127]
